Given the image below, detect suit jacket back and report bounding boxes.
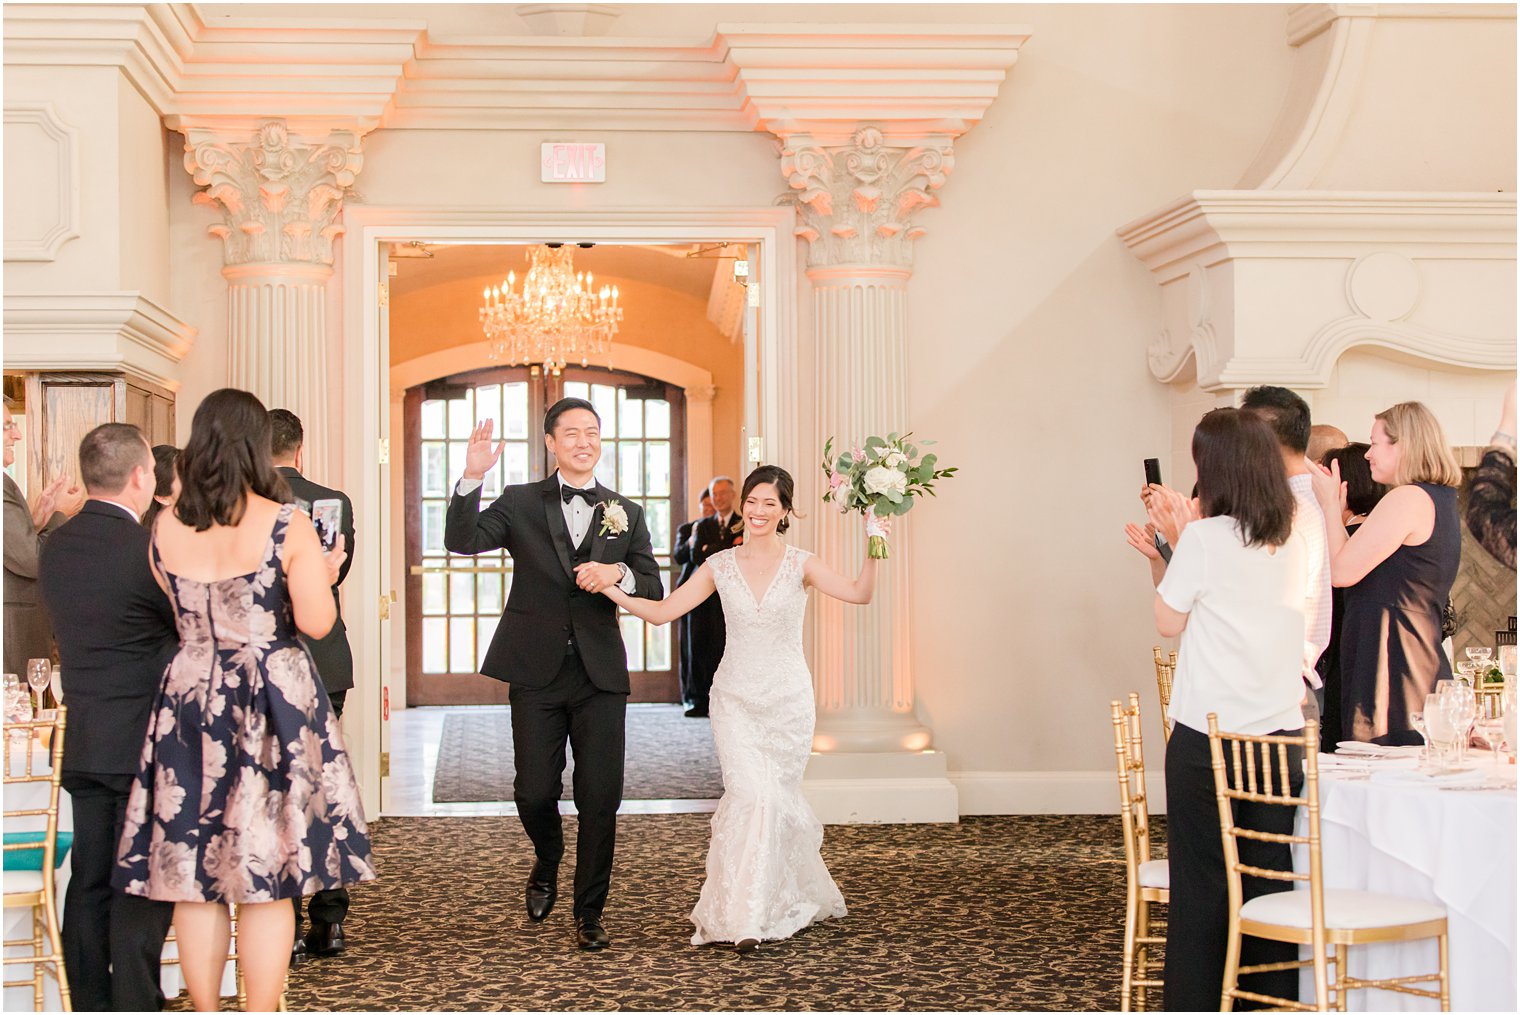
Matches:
[38,501,179,776]
[278,467,355,694]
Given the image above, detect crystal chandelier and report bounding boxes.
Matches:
[479,244,623,373]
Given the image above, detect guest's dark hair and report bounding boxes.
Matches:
[741,465,799,534]
[174,388,291,531]
[1192,408,1295,549]
[142,444,180,530]
[544,397,599,436]
[1320,443,1387,518]
[78,423,150,494]
[268,408,304,460]
[1240,385,1312,454]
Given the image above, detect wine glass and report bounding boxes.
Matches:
[1410,711,1429,762]
[26,658,50,716]
[1455,660,1478,688]
[1440,683,1479,764]
[1423,697,1459,772]
[1475,715,1507,770]
[49,665,63,705]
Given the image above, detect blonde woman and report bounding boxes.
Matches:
[1309,401,1462,745]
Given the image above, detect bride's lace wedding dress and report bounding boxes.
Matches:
[690,544,847,946]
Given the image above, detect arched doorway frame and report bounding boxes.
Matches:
[339,206,799,815]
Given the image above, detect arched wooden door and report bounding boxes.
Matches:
[405,364,685,705]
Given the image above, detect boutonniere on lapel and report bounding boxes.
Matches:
[730,515,744,546]
[598,500,629,537]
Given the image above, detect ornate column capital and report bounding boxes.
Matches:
[685,383,718,405]
[778,126,954,273]
[183,120,363,268]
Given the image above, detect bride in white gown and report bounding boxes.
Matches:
[600,465,880,951]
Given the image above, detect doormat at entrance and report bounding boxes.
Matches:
[431,705,725,802]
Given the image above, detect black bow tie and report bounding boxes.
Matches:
[561,485,596,505]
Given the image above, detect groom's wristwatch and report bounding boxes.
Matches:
[614,562,631,589]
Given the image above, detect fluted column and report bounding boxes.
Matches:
[782,126,954,768]
[183,121,363,476]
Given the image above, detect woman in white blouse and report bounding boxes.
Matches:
[1146,407,1309,1011]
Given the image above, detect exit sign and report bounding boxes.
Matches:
[541,143,606,183]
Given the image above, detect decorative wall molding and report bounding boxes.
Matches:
[387,339,714,401]
[183,120,363,267]
[780,126,955,271]
[1117,191,1517,390]
[3,103,81,262]
[2,6,1030,137]
[1,291,195,389]
[1240,4,1516,189]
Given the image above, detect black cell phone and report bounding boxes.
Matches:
[1142,459,1173,562]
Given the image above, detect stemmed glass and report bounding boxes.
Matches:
[1410,711,1429,762]
[1455,660,1478,688]
[49,665,63,706]
[1466,646,1494,668]
[1438,681,1478,765]
[26,658,50,716]
[1423,694,1459,772]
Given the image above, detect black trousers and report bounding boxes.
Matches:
[60,772,174,1012]
[1164,722,1303,1012]
[684,597,724,710]
[294,690,350,933]
[509,650,626,919]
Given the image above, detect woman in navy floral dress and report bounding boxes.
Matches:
[115,389,375,1011]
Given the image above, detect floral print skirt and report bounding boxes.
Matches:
[114,640,377,903]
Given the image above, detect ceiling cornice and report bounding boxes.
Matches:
[3,4,1030,140]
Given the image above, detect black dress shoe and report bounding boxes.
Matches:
[736,937,760,954]
[575,915,611,951]
[290,935,309,967]
[526,861,558,922]
[684,706,709,718]
[304,921,345,957]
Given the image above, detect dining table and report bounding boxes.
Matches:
[3,736,238,1011]
[1294,746,1517,1012]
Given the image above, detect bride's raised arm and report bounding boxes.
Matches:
[601,563,716,626]
[802,541,878,605]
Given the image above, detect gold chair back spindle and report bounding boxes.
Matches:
[2,706,71,1012]
[1112,693,1168,1011]
[1151,647,1176,742]
[1208,715,1450,1012]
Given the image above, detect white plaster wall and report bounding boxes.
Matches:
[1313,350,1515,448]
[116,75,171,307]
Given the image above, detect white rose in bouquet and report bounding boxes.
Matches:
[863,464,908,497]
[883,450,907,468]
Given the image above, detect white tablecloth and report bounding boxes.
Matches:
[1295,765,1518,1011]
[3,739,236,1011]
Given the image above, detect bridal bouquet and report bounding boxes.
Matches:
[821,433,958,559]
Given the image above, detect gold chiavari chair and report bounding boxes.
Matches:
[1111,694,1168,1011]
[159,909,250,1011]
[1207,715,1451,1012]
[2,706,71,1012]
[1475,682,1505,720]
[1151,647,1176,742]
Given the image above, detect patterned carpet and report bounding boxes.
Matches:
[252,813,1156,1011]
[431,705,725,802]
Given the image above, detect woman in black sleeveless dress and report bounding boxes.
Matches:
[1310,403,1462,746]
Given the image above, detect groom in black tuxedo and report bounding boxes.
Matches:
[445,397,662,951]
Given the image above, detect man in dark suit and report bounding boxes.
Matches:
[445,397,662,951]
[683,475,743,717]
[671,487,714,709]
[268,408,355,963]
[38,423,176,1011]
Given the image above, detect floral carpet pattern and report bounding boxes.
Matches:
[197,814,1155,1011]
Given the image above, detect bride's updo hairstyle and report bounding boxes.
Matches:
[741,465,800,534]
[175,388,292,531]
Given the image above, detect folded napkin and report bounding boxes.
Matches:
[1336,741,1423,758]
[1370,767,1490,788]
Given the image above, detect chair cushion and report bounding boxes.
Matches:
[1242,888,1447,930]
[3,870,44,896]
[1139,858,1169,890]
[2,831,73,871]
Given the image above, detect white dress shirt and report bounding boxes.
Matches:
[455,473,636,593]
[1287,473,1333,688]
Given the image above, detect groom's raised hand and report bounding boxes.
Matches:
[463,419,506,482]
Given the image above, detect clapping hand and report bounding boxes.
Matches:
[463,420,506,481]
[323,534,347,586]
[1123,521,1163,561]
[30,475,82,527]
[1307,456,1346,518]
[1145,484,1198,548]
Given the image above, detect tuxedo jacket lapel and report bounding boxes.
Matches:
[589,484,614,562]
[540,477,576,580]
